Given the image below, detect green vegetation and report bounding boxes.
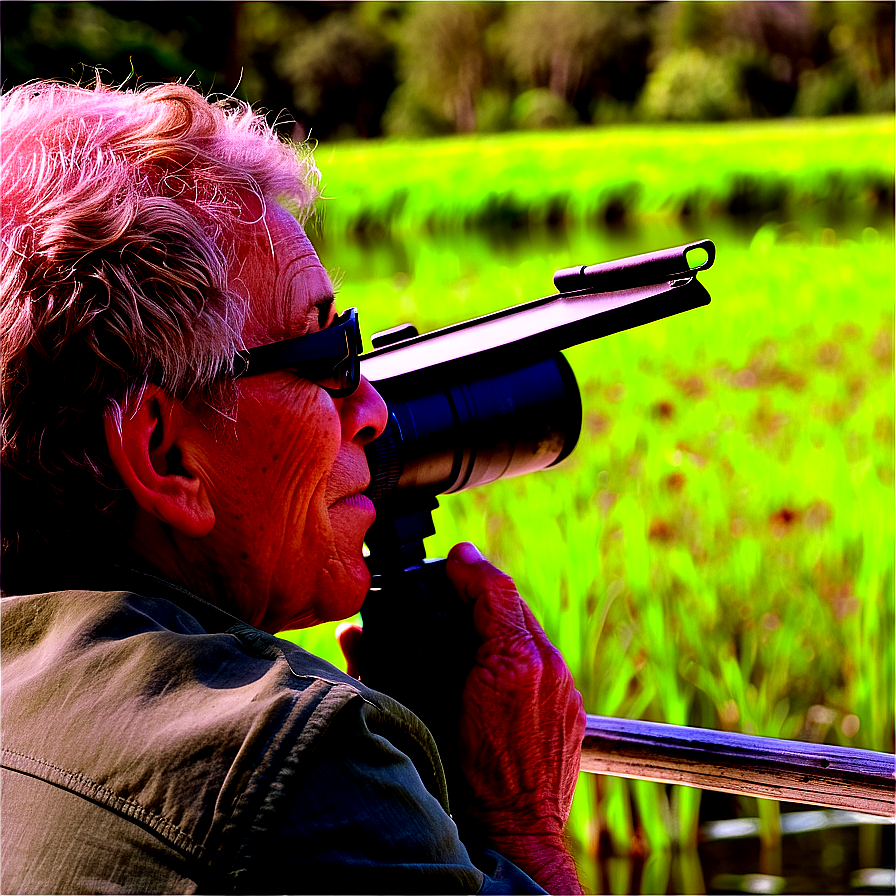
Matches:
[4,3,891,885]
[313,117,894,236]
[289,223,894,889]
[285,120,894,889]
[4,2,894,139]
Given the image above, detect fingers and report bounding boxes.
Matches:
[336,622,363,679]
[442,542,585,844]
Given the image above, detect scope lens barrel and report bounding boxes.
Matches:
[365,353,581,501]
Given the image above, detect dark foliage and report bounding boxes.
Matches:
[1,1,893,138]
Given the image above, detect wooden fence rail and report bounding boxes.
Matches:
[581,715,896,818]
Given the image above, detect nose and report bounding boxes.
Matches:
[340,375,388,445]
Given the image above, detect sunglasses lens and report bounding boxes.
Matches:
[335,354,359,396]
[316,316,360,396]
[315,361,352,395]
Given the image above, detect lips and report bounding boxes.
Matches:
[329,492,375,512]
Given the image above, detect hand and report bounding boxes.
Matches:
[446,542,585,892]
[336,622,363,679]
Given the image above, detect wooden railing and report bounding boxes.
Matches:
[580,715,896,817]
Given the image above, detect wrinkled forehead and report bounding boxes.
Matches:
[231,203,334,348]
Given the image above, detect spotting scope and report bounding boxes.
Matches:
[357,240,716,793]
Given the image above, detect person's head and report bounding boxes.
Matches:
[1,80,387,628]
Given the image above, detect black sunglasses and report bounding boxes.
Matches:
[234,307,362,397]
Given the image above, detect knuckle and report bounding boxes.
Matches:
[544,642,571,678]
[472,566,517,599]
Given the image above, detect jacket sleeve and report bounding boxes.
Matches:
[225,691,546,895]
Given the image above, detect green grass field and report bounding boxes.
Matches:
[311,116,894,236]
[283,118,894,891]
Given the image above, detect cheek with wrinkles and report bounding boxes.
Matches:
[261,418,339,539]
[210,387,336,533]
[251,386,340,472]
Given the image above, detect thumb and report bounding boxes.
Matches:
[336,623,364,679]
[447,541,515,600]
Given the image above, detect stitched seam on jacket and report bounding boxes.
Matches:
[224,679,361,883]
[257,630,378,708]
[1,748,201,857]
[365,694,451,810]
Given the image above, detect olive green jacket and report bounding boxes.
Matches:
[1,568,542,894]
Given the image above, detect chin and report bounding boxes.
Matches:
[341,557,373,616]
[313,555,372,624]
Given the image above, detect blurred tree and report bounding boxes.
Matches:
[386,1,504,134]
[722,1,817,117]
[500,1,655,122]
[0,1,400,140]
[274,10,397,139]
[0,2,241,93]
[503,2,607,104]
[510,88,577,130]
[1,0,891,136]
[639,47,751,121]
[802,1,895,115]
[818,1,895,85]
[474,87,515,133]
[648,1,815,118]
[649,1,894,119]
[229,2,307,127]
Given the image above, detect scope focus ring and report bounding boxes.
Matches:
[364,422,401,501]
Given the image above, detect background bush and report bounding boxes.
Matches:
[2,1,893,139]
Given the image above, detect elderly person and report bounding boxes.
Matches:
[0,81,585,895]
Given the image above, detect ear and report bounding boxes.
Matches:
[104,386,215,539]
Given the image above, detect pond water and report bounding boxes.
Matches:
[697,805,895,896]
[582,807,895,895]
[315,211,893,302]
